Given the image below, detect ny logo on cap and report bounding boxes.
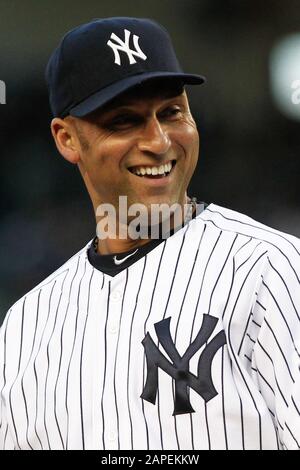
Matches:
[107,29,147,66]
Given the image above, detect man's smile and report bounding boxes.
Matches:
[128,159,177,179]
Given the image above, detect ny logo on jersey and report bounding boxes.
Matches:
[141,315,226,415]
[107,29,147,66]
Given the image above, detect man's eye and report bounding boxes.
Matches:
[108,115,140,129]
[161,106,182,119]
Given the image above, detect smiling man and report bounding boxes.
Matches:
[54,78,200,253]
[1,17,300,451]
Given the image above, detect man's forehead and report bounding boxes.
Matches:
[100,80,185,112]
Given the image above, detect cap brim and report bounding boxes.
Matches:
[69,72,206,117]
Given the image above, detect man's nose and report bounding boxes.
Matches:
[137,117,171,155]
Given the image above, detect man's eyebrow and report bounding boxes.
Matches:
[104,92,185,113]
[96,106,140,121]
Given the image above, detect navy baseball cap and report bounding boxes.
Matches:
[46,17,206,118]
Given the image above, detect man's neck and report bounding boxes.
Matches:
[96,237,150,255]
[96,196,196,255]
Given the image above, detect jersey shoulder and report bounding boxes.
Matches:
[1,239,93,326]
[200,203,300,254]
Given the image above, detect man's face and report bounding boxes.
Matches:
[73,80,199,217]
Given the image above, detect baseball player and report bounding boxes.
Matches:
[1,17,300,450]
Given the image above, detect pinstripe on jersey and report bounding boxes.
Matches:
[1,203,300,450]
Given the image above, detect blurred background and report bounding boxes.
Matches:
[1,0,300,324]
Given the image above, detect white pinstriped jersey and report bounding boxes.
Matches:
[1,203,300,450]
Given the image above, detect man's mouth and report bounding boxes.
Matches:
[128,160,176,179]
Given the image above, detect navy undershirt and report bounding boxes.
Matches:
[88,200,208,276]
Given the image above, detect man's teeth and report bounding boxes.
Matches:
[131,161,172,176]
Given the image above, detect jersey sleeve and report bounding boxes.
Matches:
[252,246,300,449]
[0,316,15,450]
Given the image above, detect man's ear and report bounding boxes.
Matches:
[51,117,81,164]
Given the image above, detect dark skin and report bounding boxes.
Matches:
[51,80,200,254]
